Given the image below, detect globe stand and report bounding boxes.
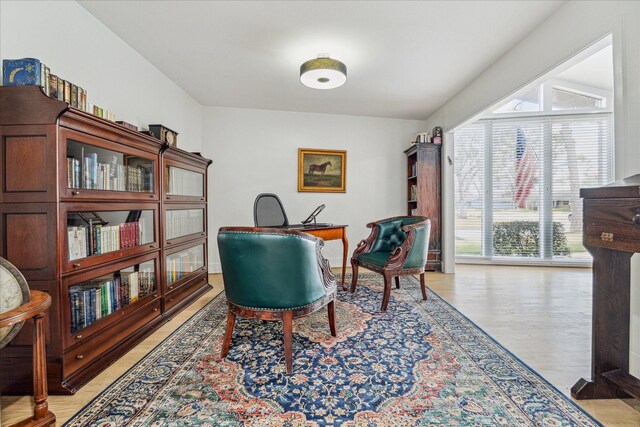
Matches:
[0,291,55,427]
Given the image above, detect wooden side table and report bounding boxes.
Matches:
[0,290,55,427]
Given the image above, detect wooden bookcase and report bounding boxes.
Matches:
[0,86,211,395]
[404,143,441,271]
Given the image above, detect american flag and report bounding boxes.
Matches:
[514,128,535,208]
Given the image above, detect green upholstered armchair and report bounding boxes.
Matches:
[350,216,431,311]
[217,227,337,374]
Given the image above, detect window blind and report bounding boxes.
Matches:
[454,113,612,262]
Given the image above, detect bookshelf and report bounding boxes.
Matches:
[0,86,211,395]
[161,146,210,316]
[404,143,441,271]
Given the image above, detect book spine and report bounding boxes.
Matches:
[57,78,65,101]
[49,74,58,99]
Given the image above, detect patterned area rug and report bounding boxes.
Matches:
[64,274,600,426]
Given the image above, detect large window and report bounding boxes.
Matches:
[455,62,613,266]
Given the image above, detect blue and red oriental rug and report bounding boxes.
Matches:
[64,274,600,426]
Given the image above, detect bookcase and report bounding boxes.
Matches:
[161,147,210,316]
[0,86,211,395]
[404,143,441,271]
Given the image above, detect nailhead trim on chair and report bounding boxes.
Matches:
[232,295,330,312]
[219,230,320,243]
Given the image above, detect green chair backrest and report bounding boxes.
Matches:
[217,229,328,310]
[367,217,430,269]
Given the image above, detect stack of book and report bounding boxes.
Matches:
[68,219,145,261]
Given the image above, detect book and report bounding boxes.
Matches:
[2,58,42,86]
[48,74,58,99]
[57,78,65,101]
[64,80,71,104]
[44,66,50,96]
[71,84,78,108]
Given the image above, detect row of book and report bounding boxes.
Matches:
[2,57,116,120]
[68,220,145,261]
[2,58,88,110]
[166,166,202,197]
[69,271,155,333]
[410,208,418,216]
[166,209,203,240]
[167,246,204,284]
[410,162,417,177]
[67,155,152,192]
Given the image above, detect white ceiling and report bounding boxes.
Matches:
[79,0,566,120]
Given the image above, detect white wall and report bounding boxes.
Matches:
[0,1,202,151]
[202,106,424,272]
[424,1,640,374]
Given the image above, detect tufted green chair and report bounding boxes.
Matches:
[350,216,431,311]
[217,227,337,374]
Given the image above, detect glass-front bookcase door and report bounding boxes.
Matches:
[165,206,206,246]
[67,140,154,192]
[166,243,205,286]
[164,164,204,200]
[62,205,159,273]
[61,128,160,201]
[65,255,158,342]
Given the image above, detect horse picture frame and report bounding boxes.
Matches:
[298,148,346,193]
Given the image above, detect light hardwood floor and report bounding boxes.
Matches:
[2,265,640,426]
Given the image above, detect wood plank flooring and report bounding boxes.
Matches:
[2,266,640,426]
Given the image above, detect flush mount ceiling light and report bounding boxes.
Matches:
[300,54,347,89]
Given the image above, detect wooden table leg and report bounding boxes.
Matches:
[9,312,56,427]
[341,229,348,291]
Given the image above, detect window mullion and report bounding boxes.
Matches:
[483,121,493,257]
[542,118,553,259]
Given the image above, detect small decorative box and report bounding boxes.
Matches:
[148,124,178,147]
[2,58,42,86]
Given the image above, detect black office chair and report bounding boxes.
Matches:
[254,193,289,227]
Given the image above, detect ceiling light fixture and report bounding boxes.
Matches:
[300,54,347,89]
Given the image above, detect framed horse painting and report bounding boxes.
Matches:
[298,148,347,192]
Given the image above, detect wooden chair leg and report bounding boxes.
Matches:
[420,272,427,300]
[282,311,294,374]
[350,260,359,293]
[327,299,337,337]
[221,309,236,358]
[381,272,393,311]
[395,276,400,289]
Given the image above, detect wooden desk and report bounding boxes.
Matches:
[572,175,640,400]
[285,224,349,291]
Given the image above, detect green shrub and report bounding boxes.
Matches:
[492,221,571,257]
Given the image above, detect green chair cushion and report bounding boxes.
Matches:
[355,251,391,268]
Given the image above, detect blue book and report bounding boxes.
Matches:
[2,58,42,86]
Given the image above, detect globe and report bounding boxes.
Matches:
[0,257,30,349]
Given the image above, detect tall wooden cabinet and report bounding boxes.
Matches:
[405,143,441,271]
[0,86,211,395]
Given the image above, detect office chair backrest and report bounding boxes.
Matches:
[253,193,289,227]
